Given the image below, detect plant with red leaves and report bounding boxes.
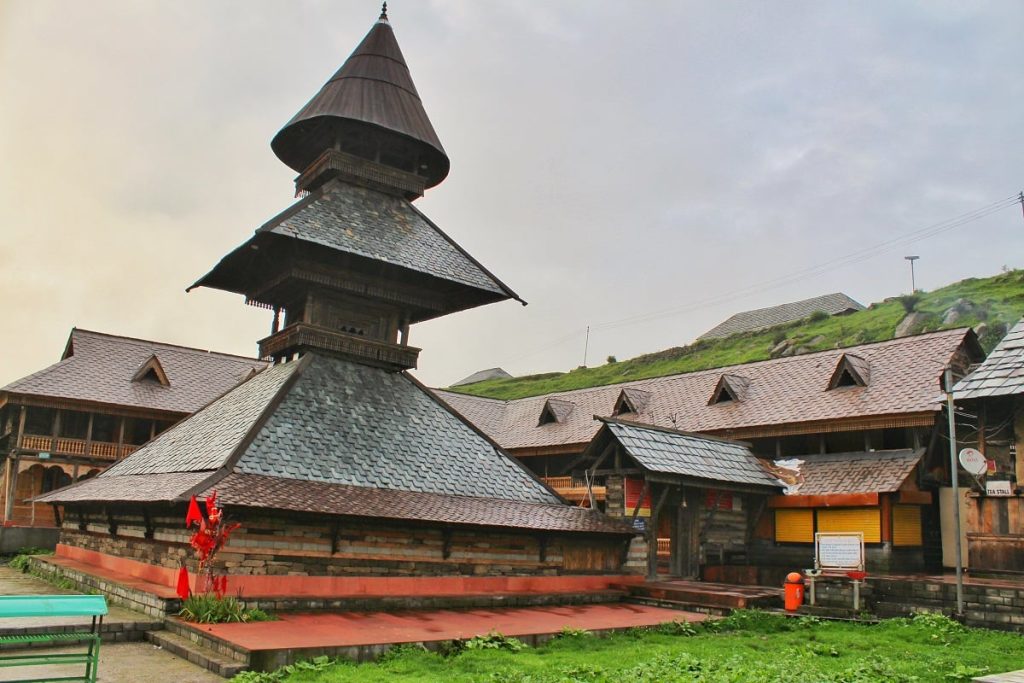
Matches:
[181,490,240,599]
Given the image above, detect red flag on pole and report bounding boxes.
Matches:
[176,566,191,600]
[185,496,203,528]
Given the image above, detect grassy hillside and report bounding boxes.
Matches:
[450,269,1024,401]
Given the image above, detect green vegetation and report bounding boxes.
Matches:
[451,270,1024,400]
[6,548,81,591]
[179,593,276,624]
[229,611,1024,682]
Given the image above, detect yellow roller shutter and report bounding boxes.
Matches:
[892,505,923,546]
[775,509,814,543]
[817,507,881,543]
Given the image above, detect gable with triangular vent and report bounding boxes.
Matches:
[708,374,750,405]
[132,354,170,387]
[828,353,869,389]
[538,398,574,426]
[613,387,651,416]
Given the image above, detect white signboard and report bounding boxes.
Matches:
[815,532,865,571]
[958,448,987,476]
[986,480,1013,497]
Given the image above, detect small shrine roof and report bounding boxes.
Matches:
[953,318,1024,400]
[597,419,780,490]
[772,449,924,496]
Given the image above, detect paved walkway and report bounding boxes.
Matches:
[0,565,157,634]
[196,602,704,651]
[0,565,220,681]
[0,642,223,682]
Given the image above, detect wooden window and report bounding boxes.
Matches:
[817,507,881,543]
[775,509,814,543]
[892,505,923,546]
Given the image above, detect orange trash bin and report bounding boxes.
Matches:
[784,571,804,611]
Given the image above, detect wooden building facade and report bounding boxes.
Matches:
[952,319,1024,574]
[439,329,985,576]
[1,329,264,527]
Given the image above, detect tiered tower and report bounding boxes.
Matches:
[192,5,520,370]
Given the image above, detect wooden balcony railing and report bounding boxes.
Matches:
[657,538,671,556]
[542,476,607,503]
[20,435,137,461]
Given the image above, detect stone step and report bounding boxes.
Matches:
[146,629,248,679]
[627,581,782,610]
[163,618,250,665]
[626,595,734,617]
[238,588,627,614]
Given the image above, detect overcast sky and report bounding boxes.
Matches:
[1,1,1021,389]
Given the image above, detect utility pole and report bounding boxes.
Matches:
[944,367,964,616]
[582,326,590,368]
[1018,191,1023,224]
[904,256,920,293]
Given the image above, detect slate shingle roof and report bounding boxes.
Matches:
[37,354,629,534]
[1,329,267,415]
[779,449,923,495]
[211,473,633,534]
[698,293,864,340]
[192,181,519,309]
[437,329,975,450]
[602,420,780,490]
[954,319,1024,400]
[452,367,512,387]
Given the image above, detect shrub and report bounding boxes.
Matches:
[231,655,341,682]
[464,631,526,652]
[898,294,920,313]
[654,619,698,636]
[553,626,592,639]
[179,594,276,624]
[606,355,617,364]
[808,310,830,322]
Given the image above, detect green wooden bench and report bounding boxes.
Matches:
[0,594,107,683]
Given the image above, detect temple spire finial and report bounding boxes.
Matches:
[379,2,388,22]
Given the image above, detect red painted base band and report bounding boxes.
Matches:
[55,544,643,598]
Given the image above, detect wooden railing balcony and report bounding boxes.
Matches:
[657,538,671,556]
[542,476,607,503]
[20,435,137,461]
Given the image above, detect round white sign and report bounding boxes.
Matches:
[958,448,987,476]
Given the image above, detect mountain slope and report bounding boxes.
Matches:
[450,269,1024,400]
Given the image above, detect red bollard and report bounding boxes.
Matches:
[784,571,804,612]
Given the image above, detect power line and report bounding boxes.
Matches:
[494,193,1019,368]
[592,194,1018,332]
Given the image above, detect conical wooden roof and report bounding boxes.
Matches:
[271,12,450,187]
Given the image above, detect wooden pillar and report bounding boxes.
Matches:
[116,418,125,459]
[4,455,20,523]
[50,410,61,453]
[978,404,987,454]
[84,413,94,458]
[880,494,893,545]
[647,483,659,580]
[15,406,25,449]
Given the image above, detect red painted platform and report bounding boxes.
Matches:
[186,603,704,652]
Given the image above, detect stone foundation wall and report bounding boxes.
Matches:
[804,575,1024,633]
[58,507,635,578]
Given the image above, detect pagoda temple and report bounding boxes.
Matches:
[37,8,636,600]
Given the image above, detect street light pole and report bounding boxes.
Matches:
[905,256,920,293]
[944,367,964,616]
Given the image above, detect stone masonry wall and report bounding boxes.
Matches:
[808,575,1024,633]
[58,507,635,578]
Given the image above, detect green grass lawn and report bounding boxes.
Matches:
[233,611,1024,683]
[451,269,1024,401]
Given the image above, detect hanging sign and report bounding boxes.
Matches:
[985,481,1013,497]
[958,448,987,476]
[815,532,865,571]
